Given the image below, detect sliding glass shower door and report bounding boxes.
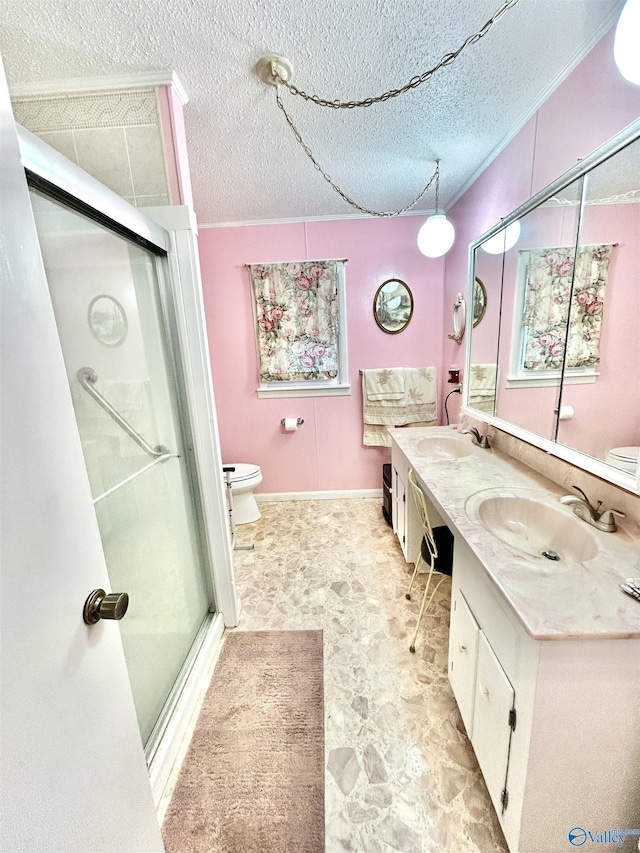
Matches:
[30,188,213,747]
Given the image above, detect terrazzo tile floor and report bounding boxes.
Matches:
[231,498,509,853]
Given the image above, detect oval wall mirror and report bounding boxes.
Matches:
[373,279,414,334]
[88,295,128,347]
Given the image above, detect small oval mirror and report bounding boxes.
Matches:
[373,279,414,334]
[88,295,128,347]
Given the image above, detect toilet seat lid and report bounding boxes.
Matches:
[225,463,261,482]
[609,446,639,462]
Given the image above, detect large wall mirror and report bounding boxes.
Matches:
[465,117,640,495]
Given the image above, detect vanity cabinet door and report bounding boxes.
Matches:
[448,590,480,738]
[472,632,515,818]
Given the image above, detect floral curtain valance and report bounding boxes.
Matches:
[248,260,340,382]
[520,244,614,370]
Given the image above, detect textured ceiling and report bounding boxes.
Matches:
[0,0,624,224]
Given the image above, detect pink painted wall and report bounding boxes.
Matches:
[444,28,640,433]
[441,116,537,425]
[199,218,444,492]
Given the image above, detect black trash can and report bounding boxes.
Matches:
[382,463,392,526]
[423,525,454,576]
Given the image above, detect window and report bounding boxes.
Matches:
[248,260,349,398]
[507,244,614,388]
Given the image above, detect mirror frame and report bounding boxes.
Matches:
[373,278,414,334]
[464,115,640,496]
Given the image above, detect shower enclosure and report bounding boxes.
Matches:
[20,126,237,796]
[30,188,213,749]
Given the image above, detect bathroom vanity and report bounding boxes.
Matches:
[390,427,640,853]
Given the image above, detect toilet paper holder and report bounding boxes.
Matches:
[281,418,304,426]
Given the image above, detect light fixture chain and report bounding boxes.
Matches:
[275,87,438,217]
[275,0,520,109]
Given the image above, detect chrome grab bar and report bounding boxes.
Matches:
[77,367,170,459]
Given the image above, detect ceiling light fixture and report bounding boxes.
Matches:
[481,220,521,254]
[256,0,521,220]
[614,0,640,85]
[416,161,456,257]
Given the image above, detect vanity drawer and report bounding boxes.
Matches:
[453,538,532,682]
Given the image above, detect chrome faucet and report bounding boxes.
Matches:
[559,485,625,533]
[461,428,491,449]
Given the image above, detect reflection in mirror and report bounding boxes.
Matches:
[468,245,501,415]
[472,277,487,327]
[555,136,640,478]
[495,176,585,439]
[373,278,413,334]
[88,294,128,347]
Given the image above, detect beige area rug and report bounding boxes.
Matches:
[162,630,325,853]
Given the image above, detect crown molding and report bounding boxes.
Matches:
[199,206,436,228]
[447,10,622,212]
[10,70,189,104]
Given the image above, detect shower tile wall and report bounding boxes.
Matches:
[13,89,170,207]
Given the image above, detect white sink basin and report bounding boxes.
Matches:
[415,436,474,459]
[468,493,599,563]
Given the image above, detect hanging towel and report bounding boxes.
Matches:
[362,367,438,446]
[467,363,497,414]
[364,368,405,401]
[404,367,438,423]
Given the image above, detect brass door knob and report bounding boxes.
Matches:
[83,588,129,624]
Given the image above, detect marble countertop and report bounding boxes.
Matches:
[390,426,640,640]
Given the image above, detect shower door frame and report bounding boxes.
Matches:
[18,124,238,803]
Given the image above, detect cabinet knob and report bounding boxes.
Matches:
[458,643,467,653]
[479,683,490,699]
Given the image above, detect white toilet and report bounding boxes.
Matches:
[225,463,263,524]
[605,446,639,474]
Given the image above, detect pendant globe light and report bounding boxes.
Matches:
[417,161,455,258]
[614,0,640,85]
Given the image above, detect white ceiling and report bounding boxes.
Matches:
[0,0,624,224]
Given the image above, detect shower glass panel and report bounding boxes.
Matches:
[30,189,212,747]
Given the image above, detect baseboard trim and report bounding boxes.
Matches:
[256,489,383,502]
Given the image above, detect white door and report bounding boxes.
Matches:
[0,57,164,853]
